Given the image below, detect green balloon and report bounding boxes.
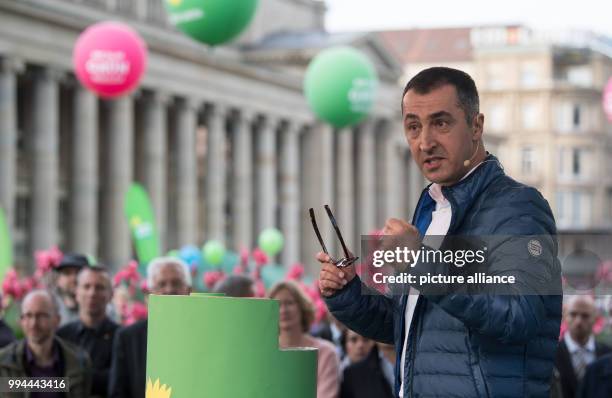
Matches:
[258,228,284,257]
[202,240,225,266]
[166,250,181,258]
[304,46,378,128]
[164,0,258,46]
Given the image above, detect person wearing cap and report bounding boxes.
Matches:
[53,253,90,326]
[57,265,119,398]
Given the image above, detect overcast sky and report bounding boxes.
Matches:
[325,0,612,37]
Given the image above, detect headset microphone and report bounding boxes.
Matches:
[463,140,480,167]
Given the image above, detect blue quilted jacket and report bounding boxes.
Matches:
[324,154,562,397]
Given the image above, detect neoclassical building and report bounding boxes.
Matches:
[0,0,424,272]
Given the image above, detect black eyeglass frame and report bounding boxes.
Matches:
[309,205,359,268]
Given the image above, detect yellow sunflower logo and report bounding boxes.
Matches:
[146,378,172,398]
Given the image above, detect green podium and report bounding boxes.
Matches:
[146,294,317,397]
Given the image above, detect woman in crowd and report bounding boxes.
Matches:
[269,281,340,398]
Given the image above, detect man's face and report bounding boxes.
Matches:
[402,84,483,186]
[76,269,112,319]
[20,294,60,345]
[56,267,80,295]
[345,330,374,363]
[565,299,597,342]
[151,264,190,295]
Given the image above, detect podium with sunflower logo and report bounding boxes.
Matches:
[146,294,318,398]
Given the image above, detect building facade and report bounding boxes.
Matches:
[379,25,612,233]
[0,0,424,272]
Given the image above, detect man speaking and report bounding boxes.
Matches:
[317,67,562,397]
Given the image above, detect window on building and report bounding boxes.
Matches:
[521,102,538,130]
[556,190,593,228]
[556,191,565,222]
[572,148,581,176]
[557,147,566,177]
[572,104,581,129]
[486,63,505,89]
[488,104,505,131]
[521,146,535,174]
[567,66,593,87]
[521,62,539,88]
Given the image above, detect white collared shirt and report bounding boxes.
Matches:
[564,333,596,371]
[399,162,482,397]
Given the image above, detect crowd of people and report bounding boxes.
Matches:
[0,250,609,398]
[0,252,397,398]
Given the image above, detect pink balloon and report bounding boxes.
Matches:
[604,77,612,122]
[73,21,147,98]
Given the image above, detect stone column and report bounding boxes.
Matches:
[205,103,227,242]
[68,83,98,255]
[379,123,405,221]
[140,91,168,251]
[357,120,377,236]
[335,127,355,252]
[256,114,277,232]
[300,123,334,273]
[101,96,133,268]
[30,67,60,253]
[174,97,198,246]
[280,121,301,266]
[231,109,254,250]
[0,58,22,233]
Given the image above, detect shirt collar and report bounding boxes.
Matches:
[428,161,485,208]
[25,339,61,366]
[564,332,596,353]
[77,317,112,335]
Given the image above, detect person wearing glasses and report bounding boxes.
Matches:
[0,289,92,397]
[317,67,562,397]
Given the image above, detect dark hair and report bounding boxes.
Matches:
[212,275,255,298]
[402,67,480,125]
[77,265,112,290]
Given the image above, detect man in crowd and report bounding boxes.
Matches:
[0,289,91,397]
[555,295,610,398]
[340,329,374,371]
[341,342,395,398]
[318,67,562,397]
[109,257,192,398]
[57,265,118,397]
[53,253,89,326]
[578,351,612,398]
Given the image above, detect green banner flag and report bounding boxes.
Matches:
[147,294,317,397]
[125,183,160,265]
[0,208,12,282]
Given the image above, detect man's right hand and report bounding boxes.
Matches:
[316,252,356,297]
